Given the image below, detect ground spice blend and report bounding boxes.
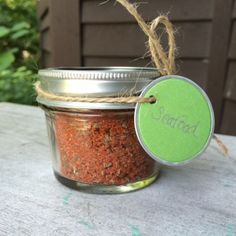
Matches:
[38,68,160,193]
[55,109,157,185]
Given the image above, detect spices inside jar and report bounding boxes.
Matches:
[52,109,157,185]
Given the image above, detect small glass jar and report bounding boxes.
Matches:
[37,67,160,193]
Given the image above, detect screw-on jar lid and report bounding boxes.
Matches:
[37,67,160,109]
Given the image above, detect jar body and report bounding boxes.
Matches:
[44,107,159,193]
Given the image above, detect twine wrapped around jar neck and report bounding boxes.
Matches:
[34,82,157,104]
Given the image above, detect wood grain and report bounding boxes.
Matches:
[206,0,234,131]
[41,50,53,68]
[50,0,81,67]
[229,21,236,59]
[37,0,49,19]
[82,22,212,58]
[40,29,52,53]
[233,0,236,18]
[221,100,236,134]
[224,61,236,101]
[82,0,214,23]
[39,11,50,32]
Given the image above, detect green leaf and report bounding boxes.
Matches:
[5,0,16,9]
[11,29,29,39]
[0,69,11,76]
[0,26,10,38]
[0,0,38,105]
[0,51,15,70]
[11,22,30,32]
[10,47,19,53]
[16,66,27,72]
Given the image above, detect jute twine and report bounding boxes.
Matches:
[34,81,156,104]
[35,0,229,156]
[116,0,176,75]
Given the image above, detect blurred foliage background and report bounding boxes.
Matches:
[0,0,38,105]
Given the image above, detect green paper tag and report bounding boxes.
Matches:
[135,75,214,165]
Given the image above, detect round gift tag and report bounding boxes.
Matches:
[134,75,215,165]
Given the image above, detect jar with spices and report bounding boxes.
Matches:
[37,67,160,193]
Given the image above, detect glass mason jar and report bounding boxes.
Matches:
[37,67,160,193]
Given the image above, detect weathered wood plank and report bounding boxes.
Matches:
[83,56,150,67]
[82,0,214,23]
[178,59,209,89]
[50,0,81,67]
[206,0,234,131]
[233,0,236,18]
[40,29,52,52]
[39,11,50,32]
[229,21,236,59]
[224,61,236,101]
[41,50,53,68]
[221,100,236,135]
[0,102,236,235]
[82,22,212,58]
[37,0,49,19]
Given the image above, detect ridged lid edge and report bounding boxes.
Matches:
[38,67,160,81]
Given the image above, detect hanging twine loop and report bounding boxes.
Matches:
[116,0,176,75]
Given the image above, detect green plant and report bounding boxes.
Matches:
[0,0,39,105]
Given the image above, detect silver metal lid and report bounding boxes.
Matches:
[37,67,160,109]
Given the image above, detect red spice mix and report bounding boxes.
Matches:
[54,110,156,185]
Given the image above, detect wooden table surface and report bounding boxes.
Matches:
[0,102,236,236]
